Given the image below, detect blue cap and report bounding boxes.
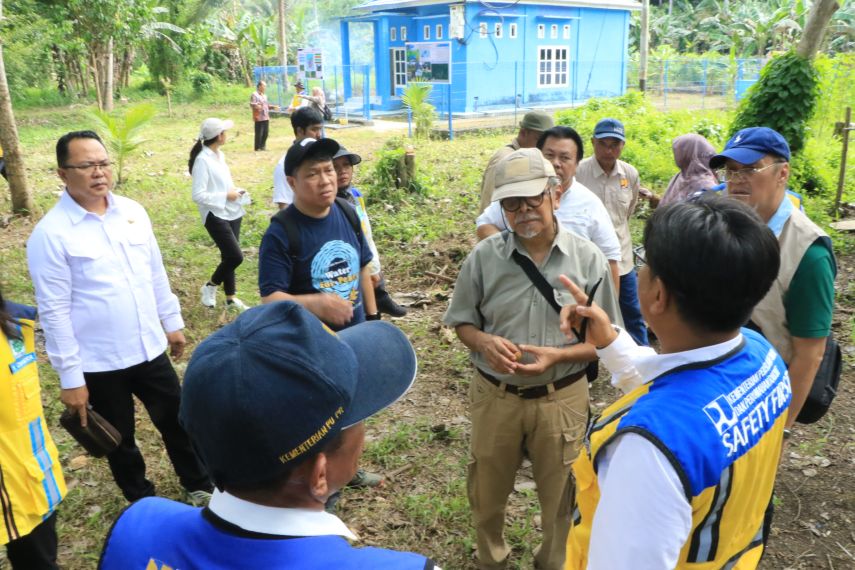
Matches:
[593,118,626,141]
[709,127,791,169]
[179,302,417,487]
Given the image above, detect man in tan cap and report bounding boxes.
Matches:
[478,110,554,213]
[445,148,621,570]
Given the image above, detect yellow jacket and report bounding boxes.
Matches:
[0,318,66,544]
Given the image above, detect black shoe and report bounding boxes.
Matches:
[375,289,407,317]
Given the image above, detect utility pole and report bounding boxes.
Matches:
[278,0,289,90]
[833,106,852,216]
[639,0,649,92]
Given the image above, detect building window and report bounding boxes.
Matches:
[537,24,545,39]
[424,25,430,40]
[509,23,518,39]
[401,26,407,41]
[550,24,558,39]
[494,22,503,38]
[563,24,571,40]
[479,22,488,38]
[538,46,569,88]
[391,48,407,95]
[436,24,443,39]
[390,27,397,42]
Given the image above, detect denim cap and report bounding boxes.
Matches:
[709,127,791,169]
[179,302,417,487]
[284,137,340,176]
[519,110,554,132]
[492,148,557,202]
[593,117,626,141]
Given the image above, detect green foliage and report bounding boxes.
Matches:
[731,51,819,153]
[365,138,428,204]
[190,71,214,95]
[401,84,437,139]
[89,104,157,184]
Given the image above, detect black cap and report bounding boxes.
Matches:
[333,146,362,166]
[284,138,341,176]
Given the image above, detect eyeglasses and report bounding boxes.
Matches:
[62,161,115,174]
[717,161,783,182]
[500,178,560,212]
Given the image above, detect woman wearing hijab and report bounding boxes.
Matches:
[659,133,719,206]
[189,118,248,311]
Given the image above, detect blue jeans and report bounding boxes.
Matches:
[619,270,649,346]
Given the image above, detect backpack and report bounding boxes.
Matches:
[270,197,362,260]
[322,104,333,122]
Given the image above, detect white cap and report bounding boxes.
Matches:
[199,118,234,141]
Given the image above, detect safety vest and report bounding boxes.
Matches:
[0,319,66,545]
[100,496,435,570]
[567,329,790,569]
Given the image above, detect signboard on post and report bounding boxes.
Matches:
[297,49,324,81]
[405,42,451,83]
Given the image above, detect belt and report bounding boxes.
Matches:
[477,368,586,399]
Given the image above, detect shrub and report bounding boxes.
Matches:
[190,71,214,95]
[402,83,437,139]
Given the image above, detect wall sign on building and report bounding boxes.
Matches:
[405,42,451,83]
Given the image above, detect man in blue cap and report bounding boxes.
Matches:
[100,302,440,569]
[575,118,648,346]
[710,126,836,431]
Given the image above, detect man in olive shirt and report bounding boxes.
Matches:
[445,148,621,570]
[575,118,648,346]
[478,110,554,214]
[711,127,835,428]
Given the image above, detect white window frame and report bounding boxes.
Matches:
[390,26,397,41]
[401,26,407,41]
[494,22,503,38]
[479,22,488,38]
[509,23,518,39]
[537,45,569,88]
[436,24,443,39]
[424,24,431,40]
[537,24,545,39]
[391,48,407,94]
[550,24,558,39]
[563,24,571,40]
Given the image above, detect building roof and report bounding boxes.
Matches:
[354,0,641,12]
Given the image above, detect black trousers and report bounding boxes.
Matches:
[84,352,211,502]
[5,511,58,570]
[204,213,243,296]
[254,120,269,151]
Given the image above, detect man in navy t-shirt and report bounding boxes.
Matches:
[259,138,378,330]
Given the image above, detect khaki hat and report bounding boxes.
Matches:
[519,110,554,132]
[492,148,557,202]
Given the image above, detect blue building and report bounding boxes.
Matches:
[340,0,641,113]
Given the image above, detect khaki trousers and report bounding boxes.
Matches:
[468,371,588,570]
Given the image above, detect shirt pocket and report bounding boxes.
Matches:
[66,242,112,286]
[123,227,152,276]
[13,365,43,425]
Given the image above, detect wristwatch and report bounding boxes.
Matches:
[365,312,381,321]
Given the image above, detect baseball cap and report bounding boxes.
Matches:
[333,146,362,166]
[709,127,791,169]
[593,118,626,141]
[491,148,557,202]
[284,137,341,176]
[519,110,554,132]
[180,302,417,487]
[198,118,233,142]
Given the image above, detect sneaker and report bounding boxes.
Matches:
[226,298,249,312]
[200,283,217,308]
[347,468,384,488]
[184,488,212,507]
[375,289,408,318]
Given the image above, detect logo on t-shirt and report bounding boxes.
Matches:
[311,240,360,303]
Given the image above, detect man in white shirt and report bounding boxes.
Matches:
[273,107,324,209]
[27,131,212,504]
[559,196,789,569]
[477,126,621,290]
[100,302,441,569]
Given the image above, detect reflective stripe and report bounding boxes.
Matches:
[0,464,19,540]
[688,464,733,562]
[722,523,765,570]
[28,419,61,513]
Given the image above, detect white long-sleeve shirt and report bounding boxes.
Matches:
[476,178,622,263]
[191,146,244,223]
[272,153,294,206]
[27,191,184,389]
[587,328,743,569]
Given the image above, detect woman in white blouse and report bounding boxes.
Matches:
[189,118,248,311]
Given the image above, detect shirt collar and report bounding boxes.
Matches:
[766,194,794,237]
[59,188,116,225]
[591,158,625,178]
[208,489,358,540]
[634,333,744,382]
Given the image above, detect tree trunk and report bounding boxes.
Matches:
[278,0,289,90]
[796,0,840,59]
[90,49,104,110]
[0,8,34,214]
[103,37,114,111]
[51,45,67,95]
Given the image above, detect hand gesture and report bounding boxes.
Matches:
[315,293,354,328]
[559,275,618,349]
[477,334,521,375]
[514,345,560,376]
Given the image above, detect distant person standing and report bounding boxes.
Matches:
[250,80,277,152]
[273,107,325,210]
[640,133,719,208]
[286,81,310,113]
[190,118,249,312]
